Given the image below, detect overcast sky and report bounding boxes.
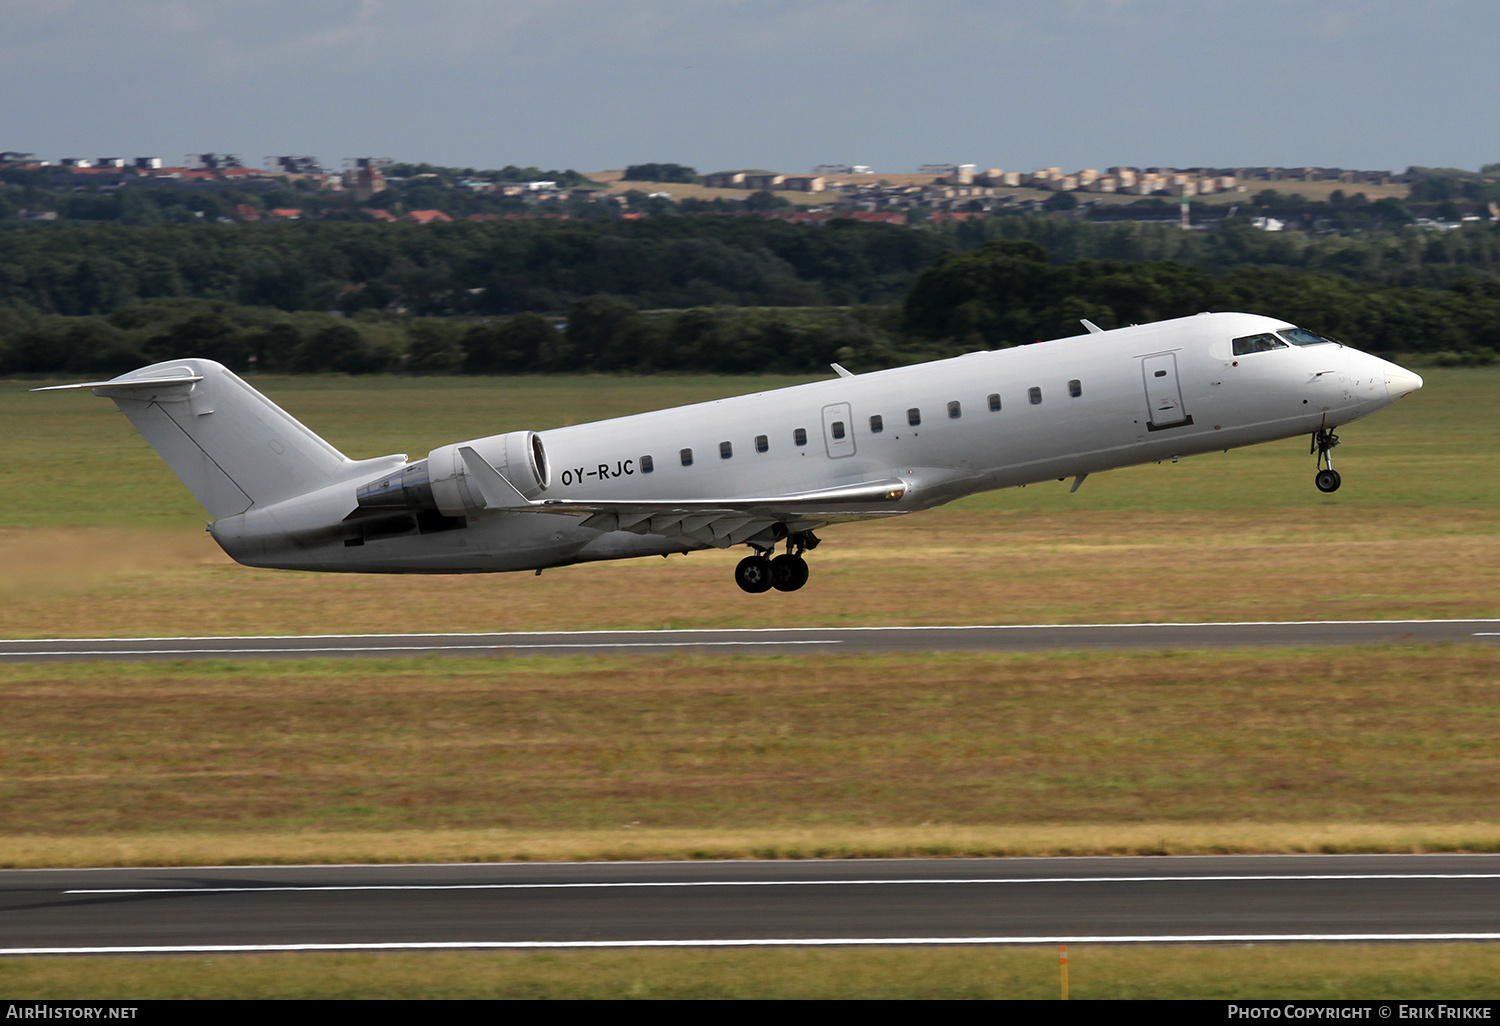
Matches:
[4,0,1495,174]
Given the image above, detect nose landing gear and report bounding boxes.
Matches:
[1312,428,1342,493]
[735,530,817,593]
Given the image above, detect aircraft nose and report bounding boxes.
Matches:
[1385,365,1423,401]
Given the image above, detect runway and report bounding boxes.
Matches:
[2,619,1498,662]
[4,855,1500,954]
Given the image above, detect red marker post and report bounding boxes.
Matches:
[1059,944,1069,1000]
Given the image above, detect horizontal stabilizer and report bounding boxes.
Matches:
[32,374,204,394]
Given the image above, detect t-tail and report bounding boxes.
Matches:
[35,358,407,542]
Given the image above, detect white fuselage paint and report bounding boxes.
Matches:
[208,312,1418,574]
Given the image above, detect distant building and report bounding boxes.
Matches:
[133,157,162,170]
[59,158,92,168]
[742,172,785,191]
[404,210,452,223]
[266,208,303,220]
[95,158,125,169]
[266,156,324,175]
[780,175,826,192]
[344,157,393,174]
[352,166,387,201]
[187,153,242,170]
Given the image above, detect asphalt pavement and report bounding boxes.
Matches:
[2,619,1498,662]
[5,855,1500,953]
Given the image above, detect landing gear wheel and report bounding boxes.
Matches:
[735,555,775,593]
[770,554,809,592]
[1311,428,1342,493]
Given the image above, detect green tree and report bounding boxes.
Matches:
[621,163,698,184]
[461,313,561,374]
[405,318,464,374]
[743,189,791,212]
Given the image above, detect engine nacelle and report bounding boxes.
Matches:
[429,430,551,517]
[355,430,549,517]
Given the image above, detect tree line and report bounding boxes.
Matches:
[5,215,1500,325]
[0,217,948,318]
[0,297,908,377]
[940,216,1500,289]
[902,240,1498,364]
[3,240,1495,378]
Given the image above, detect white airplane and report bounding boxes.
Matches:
[39,311,1422,593]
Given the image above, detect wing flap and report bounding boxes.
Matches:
[457,445,907,543]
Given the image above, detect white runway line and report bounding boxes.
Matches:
[8,934,1500,955]
[64,872,1500,894]
[7,641,842,657]
[8,618,1500,645]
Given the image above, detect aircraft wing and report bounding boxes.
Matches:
[457,447,906,548]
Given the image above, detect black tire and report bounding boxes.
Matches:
[770,554,810,592]
[1315,469,1342,493]
[735,555,775,593]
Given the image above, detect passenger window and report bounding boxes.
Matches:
[831,421,846,440]
[680,448,693,467]
[720,441,732,459]
[947,401,961,419]
[794,428,807,446]
[907,408,921,426]
[1028,387,1042,405]
[869,414,883,433]
[755,435,768,453]
[988,393,1001,412]
[641,455,654,474]
[1069,379,1082,398]
[1232,333,1288,355]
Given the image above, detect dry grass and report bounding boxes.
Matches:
[1,371,1497,875]
[2,506,1495,637]
[6,823,1500,870]
[2,367,1494,636]
[3,944,1496,999]
[3,649,1499,862]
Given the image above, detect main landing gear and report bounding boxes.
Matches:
[735,531,819,594]
[1312,427,1342,493]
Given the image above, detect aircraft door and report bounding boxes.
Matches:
[1141,353,1191,430]
[822,402,856,459]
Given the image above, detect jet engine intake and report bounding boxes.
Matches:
[427,429,549,516]
[354,430,549,517]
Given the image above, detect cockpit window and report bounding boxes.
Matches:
[1232,333,1289,356]
[1278,327,1337,347]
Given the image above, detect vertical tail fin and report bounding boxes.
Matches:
[37,359,362,519]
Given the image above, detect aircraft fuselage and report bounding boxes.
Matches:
[200,311,1420,578]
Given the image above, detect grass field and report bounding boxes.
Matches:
[3,647,1499,865]
[3,944,1497,999]
[1,367,1496,637]
[2,367,1497,996]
